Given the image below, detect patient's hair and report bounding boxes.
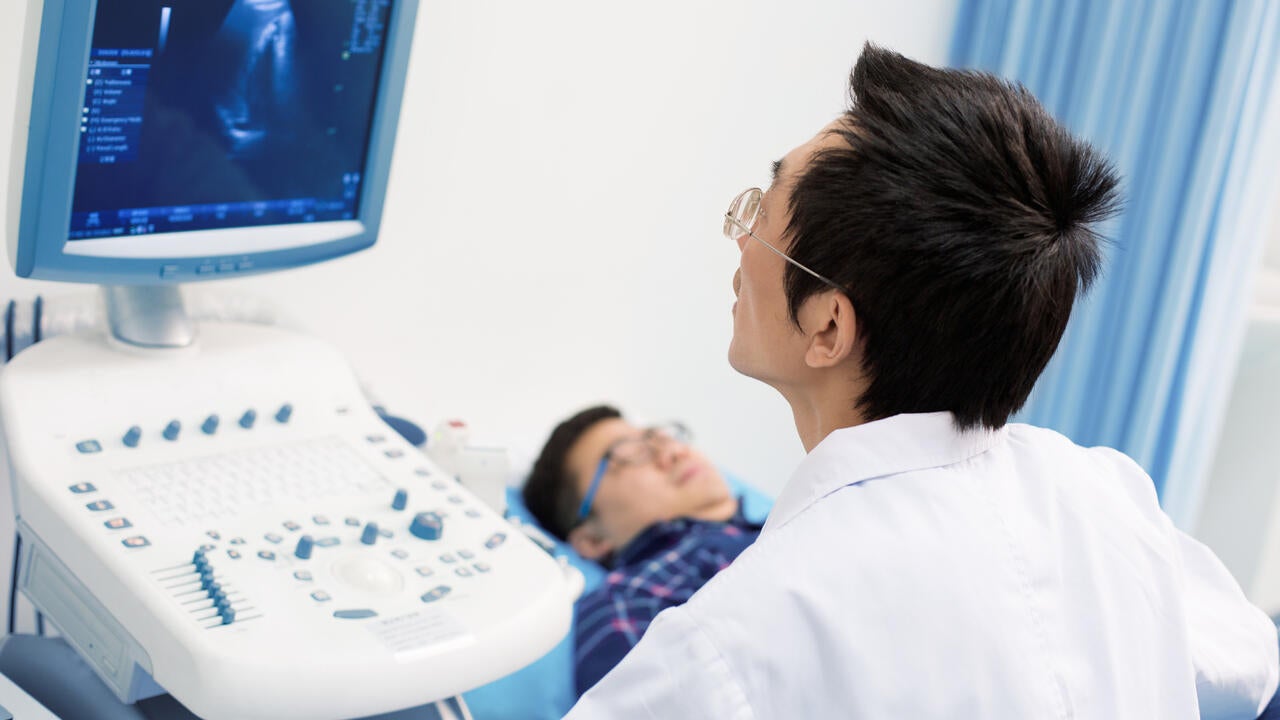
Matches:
[785,43,1122,431]
[523,405,621,541]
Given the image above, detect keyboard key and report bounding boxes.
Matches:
[104,517,132,530]
[69,482,97,494]
[86,500,114,512]
[122,536,150,548]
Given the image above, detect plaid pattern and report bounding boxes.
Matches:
[573,503,762,696]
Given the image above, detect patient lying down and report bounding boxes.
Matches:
[522,405,762,696]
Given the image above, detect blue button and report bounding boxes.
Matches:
[104,517,131,530]
[410,512,443,541]
[122,426,141,448]
[473,562,491,573]
[312,515,330,526]
[390,549,409,559]
[294,535,314,560]
[201,415,219,435]
[257,550,276,561]
[420,585,451,603]
[484,533,506,549]
[238,409,256,429]
[206,530,221,540]
[448,495,464,505]
[415,566,434,577]
[414,467,431,477]
[162,420,180,441]
[366,434,386,444]
[69,482,97,494]
[310,590,331,603]
[438,553,455,564]
[219,608,236,625]
[274,404,293,423]
[344,517,360,527]
[454,567,473,577]
[360,523,379,546]
[283,520,301,532]
[122,536,150,548]
[392,488,408,511]
[229,537,245,545]
[75,440,102,454]
[316,537,340,548]
[384,448,404,459]
[333,609,378,620]
[86,500,114,511]
[457,549,474,560]
[264,533,282,544]
[226,549,241,559]
[293,570,313,581]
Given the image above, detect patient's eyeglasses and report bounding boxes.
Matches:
[576,422,692,523]
[724,187,844,291]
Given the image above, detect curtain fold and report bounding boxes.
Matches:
[951,0,1280,527]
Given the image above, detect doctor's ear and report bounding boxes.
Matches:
[800,290,859,369]
[569,521,615,561]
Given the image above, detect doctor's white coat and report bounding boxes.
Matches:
[565,412,1278,719]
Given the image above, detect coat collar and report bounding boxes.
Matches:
[763,412,1007,533]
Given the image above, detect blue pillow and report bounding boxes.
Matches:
[462,476,773,720]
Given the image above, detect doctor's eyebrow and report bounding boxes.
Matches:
[770,159,783,188]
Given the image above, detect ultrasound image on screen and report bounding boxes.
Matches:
[69,0,393,240]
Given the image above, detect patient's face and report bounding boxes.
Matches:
[565,417,737,555]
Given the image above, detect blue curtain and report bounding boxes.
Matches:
[951,0,1280,527]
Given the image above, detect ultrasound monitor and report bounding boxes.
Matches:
[8,0,416,289]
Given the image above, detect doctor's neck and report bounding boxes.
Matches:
[779,373,871,453]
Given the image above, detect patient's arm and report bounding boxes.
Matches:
[572,585,670,696]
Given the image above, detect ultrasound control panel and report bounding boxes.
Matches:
[0,323,575,720]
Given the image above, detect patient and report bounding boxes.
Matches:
[522,405,763,696]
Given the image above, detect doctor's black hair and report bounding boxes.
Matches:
[783,43,1122,431]
[523,404,622,541]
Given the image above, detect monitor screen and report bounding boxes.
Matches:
[10,0,415,283]
[70,0,392,242]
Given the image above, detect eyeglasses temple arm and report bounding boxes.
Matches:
[577,456,610,521]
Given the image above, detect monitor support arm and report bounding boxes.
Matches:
[102,286,196,349]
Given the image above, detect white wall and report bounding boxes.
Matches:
[0,2,959,631]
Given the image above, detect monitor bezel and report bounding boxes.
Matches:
[8,0,418,285]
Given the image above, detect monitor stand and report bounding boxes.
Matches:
[103,286,196,349]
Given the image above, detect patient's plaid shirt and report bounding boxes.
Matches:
[573,503,763,696]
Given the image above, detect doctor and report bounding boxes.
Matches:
[564,44,1278,718]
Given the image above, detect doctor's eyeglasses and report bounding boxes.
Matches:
[575,422,692,523]
[723,187,844,291]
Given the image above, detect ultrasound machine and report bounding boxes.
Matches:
[0,1,577,718]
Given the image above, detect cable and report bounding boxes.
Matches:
[7,532,20,634]
[35,610,44,636]
[4,299,14,362]
[33,295,43,343]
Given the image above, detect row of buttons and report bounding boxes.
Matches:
[72,483,149,548]
[162,259,253,278]
[74,404,294,454]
